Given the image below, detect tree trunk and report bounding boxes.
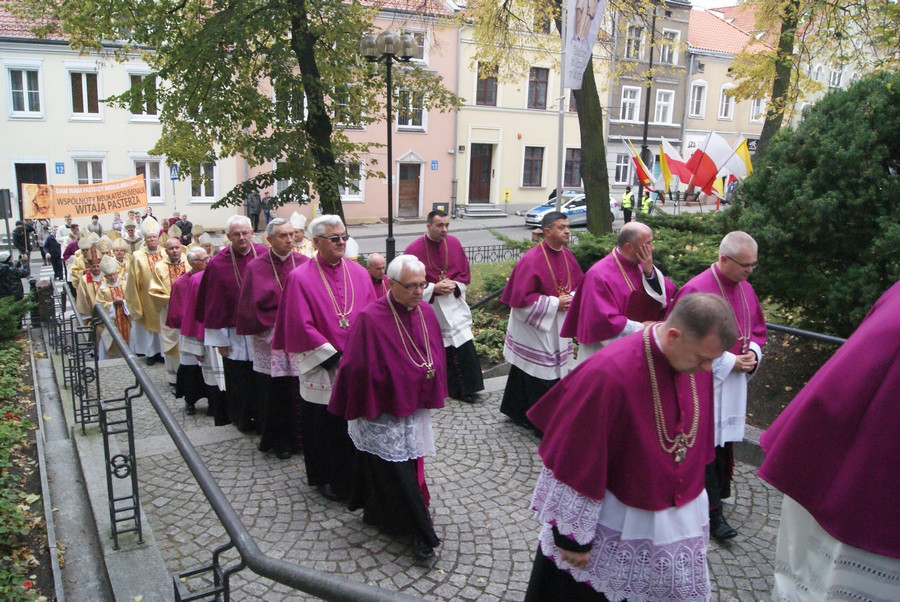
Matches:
[757,0,800,158]
[289,0,345,221]
[574,62,613,235]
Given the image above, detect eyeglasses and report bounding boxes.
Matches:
[726,255,758,269]
[390,278,428,290]
[316,234,351,243]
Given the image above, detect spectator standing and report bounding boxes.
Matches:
[110,212,124,233]
[44,227,63,280]
[245,191,261,232]
[86,215,103,236]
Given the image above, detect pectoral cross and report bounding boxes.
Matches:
[426,368,435,380]
[675,448,686,463]
[339,318,349,329]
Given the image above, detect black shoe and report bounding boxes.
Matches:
[276,449,293,460]
[317,484,338,500]
[184,405,197,416]
[145,356,155,366]
[711,513,738,542]
[412,537,435,561]
[459,394,477,403]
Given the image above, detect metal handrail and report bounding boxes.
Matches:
[90,302,419,601]
[764,322,846,345]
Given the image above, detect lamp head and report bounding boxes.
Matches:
[399,33,418,61]
[376,30,400,56]
[360,33,378,60]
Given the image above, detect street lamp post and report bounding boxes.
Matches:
[360,30,417,262]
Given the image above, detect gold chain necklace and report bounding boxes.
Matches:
[424,237,449,280]
[386,292,434,379]
[230,244,258,287]
[612,248,636,293]
[711,263,751,353]
[540,241,572,295]
[315,258,355,329]
[643,325,699,463]
[269,249,296,292]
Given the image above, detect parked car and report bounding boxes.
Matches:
[524,194,618,227]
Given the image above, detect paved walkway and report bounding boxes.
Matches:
[87,357,780,601]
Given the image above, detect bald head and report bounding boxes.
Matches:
[616,222,653,263]
[366,252,386,281]
[164,237,182,263]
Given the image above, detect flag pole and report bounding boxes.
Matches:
[555,0,568,212]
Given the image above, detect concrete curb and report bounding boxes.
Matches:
[27,329,65,602]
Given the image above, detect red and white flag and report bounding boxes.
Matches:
[686,132,734,193]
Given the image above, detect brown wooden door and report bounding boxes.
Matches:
[398,163,420,218]
[468,144,492,203]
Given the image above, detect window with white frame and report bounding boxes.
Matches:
[814,65,823,81]
[718,85,734,120]
[400,30,427,64]
[190,162,216,201]
[273,80,306,124]
[659,30,679,65]
[620,86,640,121]
[397,90,425,129]
[339,162,364,202]
[625,26,642,60]
[564,148,582,187]
[75,159,103,184]
[750,98,766,122]
[7,61,43,117]
[654,89,674,123]
[476,63,498,107]
[333,85,364,129]
[522,146,544,187]
[128,72,158,117]
[527,67,549,109]
[689,82,706,117]
[69,70,100,117]
[134,159,163,203]
[614,154,633,185]
[828,68,842,88]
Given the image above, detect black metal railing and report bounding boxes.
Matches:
[88,303,419,601]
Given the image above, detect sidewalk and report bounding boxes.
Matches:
[29,280,779,601]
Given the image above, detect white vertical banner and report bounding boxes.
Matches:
[565,0,608,89]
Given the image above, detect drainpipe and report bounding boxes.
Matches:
[451,25,462,217]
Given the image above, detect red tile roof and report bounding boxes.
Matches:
[0,0,65,41]
[689,9,755,55]
[711,4,759,35]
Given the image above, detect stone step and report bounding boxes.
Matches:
[460,204,508,219]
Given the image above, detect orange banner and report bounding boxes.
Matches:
[22,176,148,219]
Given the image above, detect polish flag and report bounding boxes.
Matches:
[686,132,735,193]
[659,138,692,191]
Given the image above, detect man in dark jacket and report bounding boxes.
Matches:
[173,213,193,245]
[11,221,35,273]
[0,253,29,299]
[44,228,64,280]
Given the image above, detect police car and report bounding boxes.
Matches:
[523,193,618,227]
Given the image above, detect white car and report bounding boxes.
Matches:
[524,194,618,227]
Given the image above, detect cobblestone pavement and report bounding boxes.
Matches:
[101,359,779,600]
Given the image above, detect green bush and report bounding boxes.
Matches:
[0,342,39,601]
[737,72,900,337]
[472,308,508,365]
[0,296,33,342]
